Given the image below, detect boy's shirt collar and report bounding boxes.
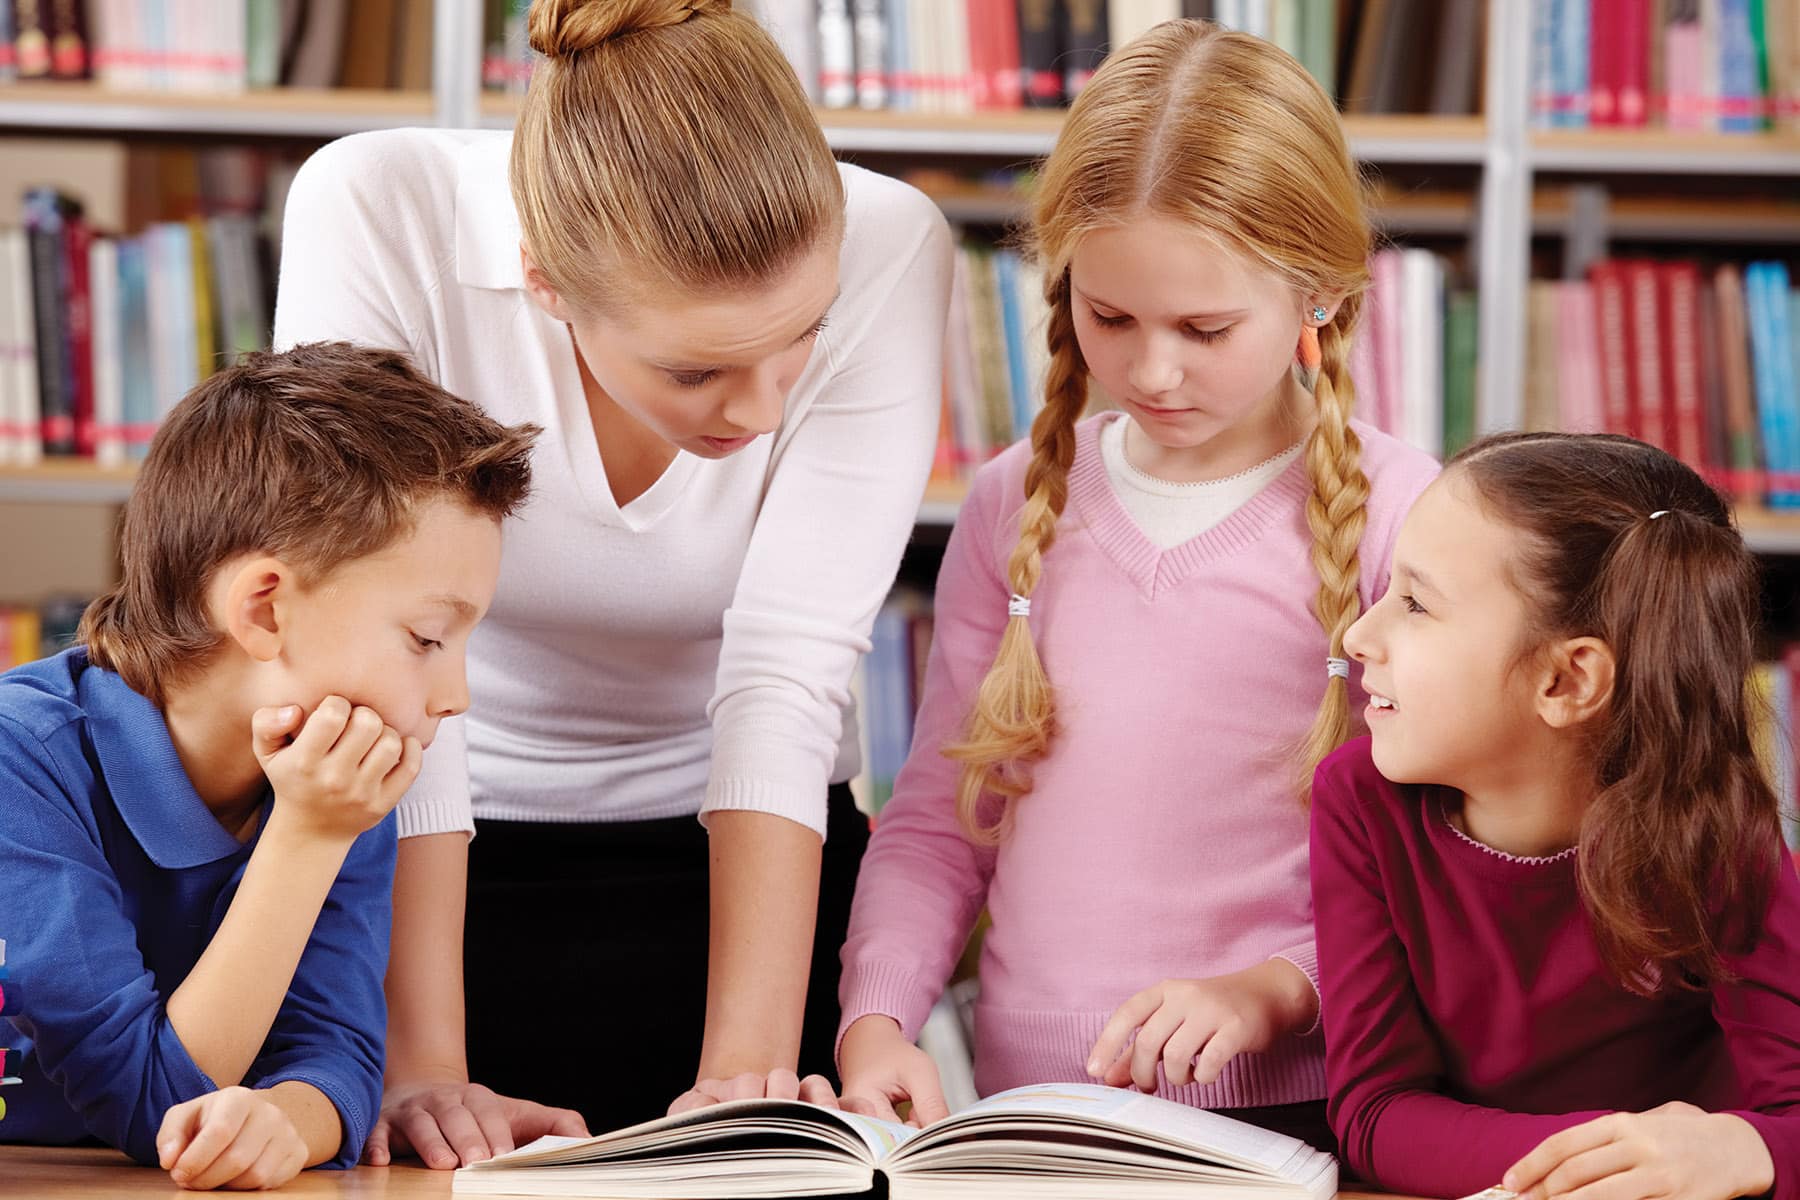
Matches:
[74,653,265,870]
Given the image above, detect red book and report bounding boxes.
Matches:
[1590,0,1620,124]
[1624,260,1668,450]
[1589,261,1634,437]
[1616,0,1651,126]
[990,0,1024,109]
[1660,262,1707,472]
[61,210,95,459]
[967,0,998,109]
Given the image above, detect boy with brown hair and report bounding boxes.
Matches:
[0,342,559,1190]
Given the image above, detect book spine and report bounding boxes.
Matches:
[1715,264,1761,500]
[1624,260,1668,449]
[23,191,74,457]
[990,0,1023,109]
[89,238,124,468]
[48,0,88,77]
[62,208,94,458]
[1618,0,1651,124]
[0,1,15,82]
[851,0,888,109]
[1062,0,1109,98]
[2,229,40,467]
[1590,261,1634,439]
[14,0,52,77]
[818,0,856,108]
[1719,0,1760,129]
[1768,263,1800,505]
[117,237,156,459]
[1663,262,1708,471]
[1017,0,1062,107]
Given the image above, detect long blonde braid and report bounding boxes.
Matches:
[1296,306,1372,793]
[944,272,1088,844]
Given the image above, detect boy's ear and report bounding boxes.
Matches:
[1537,636,1616,730]
[520,245,573,324]
[219,556,293,663]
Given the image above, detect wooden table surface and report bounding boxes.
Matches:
[0,1144,1417,1199]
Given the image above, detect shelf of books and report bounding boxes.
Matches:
[0,82,437,138]
[0,461,137,504]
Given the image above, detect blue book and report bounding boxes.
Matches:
[1719,0,1760,132]
[1747,264,1798,507]
[1553,0,1590,128]
[995,250,1032,441]
[116,237,154,461]
[146,223,198,424]
[865,603,911,812]
[1771,267,1800,507]
[882,0,910,110]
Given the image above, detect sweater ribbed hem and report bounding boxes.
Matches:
[973,1001,1327,1110]
[836,959,939,1067]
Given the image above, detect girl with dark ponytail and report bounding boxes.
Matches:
[1314,432,1800,1200]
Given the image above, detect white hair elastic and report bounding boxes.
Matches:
[1649,510,1670,519]
[1008,594,1032,618]
[1327,657,1350,680]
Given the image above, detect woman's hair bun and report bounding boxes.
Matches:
[528,0,732,58]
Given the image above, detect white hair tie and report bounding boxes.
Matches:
[1649,510,1670,520]
[1327,657,1350,680]
[1008,594,1032,618]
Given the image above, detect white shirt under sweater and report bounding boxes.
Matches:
[271,129,953,840]
[1098,414,1306,549]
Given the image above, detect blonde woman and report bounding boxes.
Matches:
[834,20,1437,1147]
[272,0,951,1165]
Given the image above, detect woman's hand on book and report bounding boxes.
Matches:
[366,1078,589,1169]
[1087,960,1318,1092]
[838,1015,952,1128]
[253,697,422,845]
[669,1068,841,1117]
[157,1086,309,1191]
[1501,1102,1775,1200]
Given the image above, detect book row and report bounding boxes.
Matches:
[0,0,436,93]
[479,0,1483,117]
[1531,0,1800,131]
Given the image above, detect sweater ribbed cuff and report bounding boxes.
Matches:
[394,794,475,841]
[835,958,938,1069]
[701,777,830,841]
[1271,942,1323,1036]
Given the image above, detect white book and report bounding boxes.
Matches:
[817,0,857,108]
[943,0,975,113]
[0,229,40,466]
[89,237,125,468]
[1239,0,1272,40]
[1399,248,1444,457]
[453,1082,1338,1200]
[750,0,821,103]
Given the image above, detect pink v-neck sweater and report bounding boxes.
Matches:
[838,413,1440,1109]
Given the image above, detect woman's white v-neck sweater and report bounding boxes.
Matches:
[272,128,953,840]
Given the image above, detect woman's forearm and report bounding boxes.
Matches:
[384,832,473,1083]
[696,811,823,1080]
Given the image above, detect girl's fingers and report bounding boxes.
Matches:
[1160,1019,1213,1088]
[1192,1022,1246,1087]
[764,1069,802,1102]
[1126,1006,1190,1092]
[841,1092,902,1124]
[1535,1141,1639,1200]
[1087,986,1164,1078]
[797,1075,840,1109]
[1505,1116,1621,1194]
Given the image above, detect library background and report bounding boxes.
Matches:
[1,0,1799,836]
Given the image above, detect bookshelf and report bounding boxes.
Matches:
[2,0,1800,580]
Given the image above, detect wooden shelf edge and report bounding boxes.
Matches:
[0,81,435,135]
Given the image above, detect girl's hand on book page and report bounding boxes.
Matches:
[157,1086,308,1191]
[367,1079,588,1169]
[1502,1103,1775,1200]
[838,1015,952,1128]
[253,697,422,844]
[1088,960,1317,1093]
[670,1069,841,1116]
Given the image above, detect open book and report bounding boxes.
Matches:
[453,1082,1337,1199]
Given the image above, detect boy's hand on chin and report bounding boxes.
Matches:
[253,696,422,843]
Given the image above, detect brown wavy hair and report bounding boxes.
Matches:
[78,342,540,705]
[1451,431,1782,992]
[944,19,1377,842]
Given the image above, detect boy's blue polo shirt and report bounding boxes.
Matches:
[0,648,395,1168]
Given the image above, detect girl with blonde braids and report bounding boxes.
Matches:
[834,20,1438,1147]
